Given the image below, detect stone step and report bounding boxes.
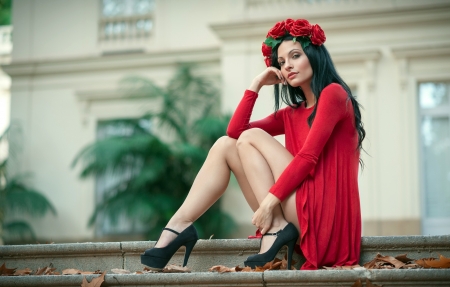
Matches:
[1,235,449,286]
[1,270,450,286]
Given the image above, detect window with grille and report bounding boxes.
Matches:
[419,82,450,235]
[99,0,155,42]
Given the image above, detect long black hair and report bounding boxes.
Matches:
[271,35,366,152]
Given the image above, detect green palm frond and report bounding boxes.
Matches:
[119,76,166,99]
[72,133,170,178]
[74,64,236,240]
[2,221,36,243]
[4,178,56,216]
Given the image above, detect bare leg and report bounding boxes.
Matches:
[236,128,299,253]
[155,136,258,247]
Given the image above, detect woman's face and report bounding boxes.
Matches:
[277,40,313,88]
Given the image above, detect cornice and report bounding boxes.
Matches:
[210,4,450,41]
[391,41,450,59]
[3,47,220,77]
[330,49,381,64]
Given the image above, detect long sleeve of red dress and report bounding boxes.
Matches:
[227,84,362,270]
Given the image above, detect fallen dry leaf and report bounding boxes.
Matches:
[81,271,106,287]
[209,265,235,273]
[366,278,382,287]
[111,268,131,274]
[13,268,33,276]
[395,254,413,263]
[235,266,252,272]
[416,254,450,269]
[35,264,58,275]
[62,268,82,275]
[351,279,362,287]
[379,254,405,269]
[162,264,191,273]
[142,267,159,273]
[0,263,17,276]
[323,264,363,270]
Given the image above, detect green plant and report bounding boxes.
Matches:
[72,65,236,240]
[0,126,57,244]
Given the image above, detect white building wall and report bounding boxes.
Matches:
[5,0,450,241]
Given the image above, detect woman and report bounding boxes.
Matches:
[141,18,365,271]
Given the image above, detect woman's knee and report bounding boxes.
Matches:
[236,128,264,148]
[210,136,237,154]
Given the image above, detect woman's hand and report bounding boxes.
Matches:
[248,67,286,93]
[252,193,281,234]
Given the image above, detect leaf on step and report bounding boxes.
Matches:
[209,265,234,273]
[111,268,130,274]
[62,268,83,275]
[81,271,106,287]
[366,278,382,287]
[322,264,363,270]
[13,268,33,276]
[416,255,450,268]
[0,263,17,276]
[351,279,362,287]
[162,264,191,273]
[35,264,58,275]
[377,254,405,269]
[142,267,159,273]
[364,253,405,269]
[395,254,413,263]
[237,266,253,272]
[254,266,266,272]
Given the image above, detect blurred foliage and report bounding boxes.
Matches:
[0,0,11,26]
[72,65,236,240]
[0,125,57,244]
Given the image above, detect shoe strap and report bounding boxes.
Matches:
[163,227,180,235]
[263,230,280,236]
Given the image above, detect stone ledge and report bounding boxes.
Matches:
[0,242,122,257]
[0,270,449,287]
[1,236,449,273]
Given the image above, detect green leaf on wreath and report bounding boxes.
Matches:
[264,37,282,48]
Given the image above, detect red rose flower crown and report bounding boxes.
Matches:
[262,18,326,67]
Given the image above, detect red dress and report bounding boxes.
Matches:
[227,83,362,270]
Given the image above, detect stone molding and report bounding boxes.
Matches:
[2,47,220,77]
[210,2,450,40]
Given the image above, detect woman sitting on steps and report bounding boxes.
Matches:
[141,18,365,271]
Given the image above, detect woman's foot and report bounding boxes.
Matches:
[259,221,288,254]
[141,223,198,270]
[244,222,299,270]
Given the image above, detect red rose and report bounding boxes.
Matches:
[264,57,272,67]
[310,24,326,46]
[284,18,294,32]
[266,21,286,39]
[261,43,272,57]
[287,19,311,37]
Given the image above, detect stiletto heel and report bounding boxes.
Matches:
[244,222,299,269]
[286,237,296,270]
[141,224,198,270]
[183,240,196,266]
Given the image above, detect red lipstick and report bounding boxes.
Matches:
[287,72,297,79]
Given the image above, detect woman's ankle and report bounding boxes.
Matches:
[269,218,288,231]
[166,218,194,233]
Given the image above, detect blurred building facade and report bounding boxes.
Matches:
[4,0,450,242]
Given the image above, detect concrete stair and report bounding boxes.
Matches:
[1,235,449,286]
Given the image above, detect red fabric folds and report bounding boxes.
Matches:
[227,84,361,269]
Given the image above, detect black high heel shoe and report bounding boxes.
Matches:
[244,222,299,270]
[141,224,198,270]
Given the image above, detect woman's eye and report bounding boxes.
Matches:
[278,61,285,66]
[292,54,300,59]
